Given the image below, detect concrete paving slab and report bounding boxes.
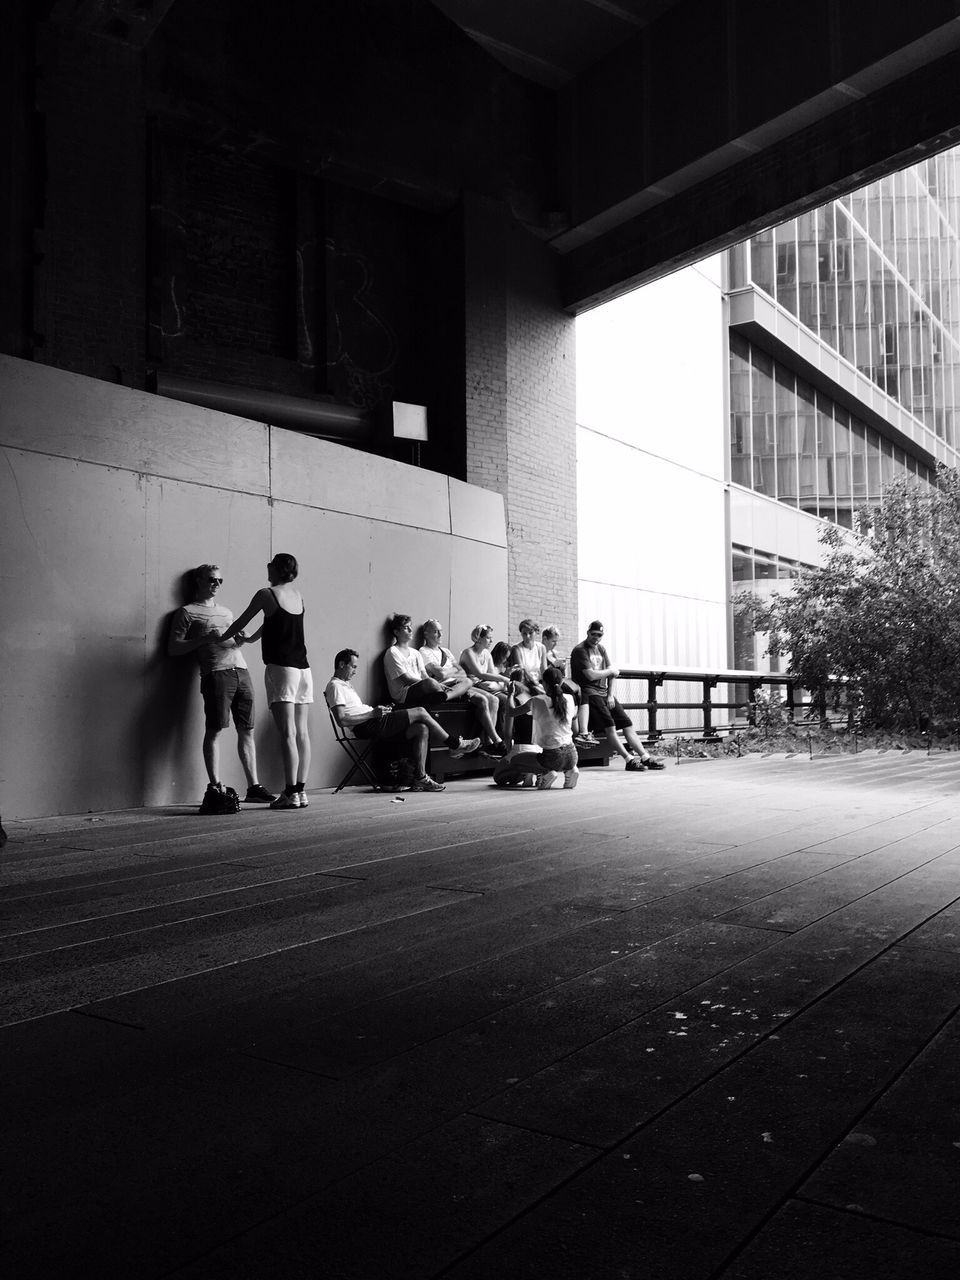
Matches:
[0,882,475,1024]
[445,946,960,1280]
[720,1198,960,1279]
[165,1115,594,1280]
[798,1001,960,1239]
[475,850,960,1145]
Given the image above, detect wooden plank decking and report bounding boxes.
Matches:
[3,751,960,1279]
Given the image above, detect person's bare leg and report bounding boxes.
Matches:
[443,676,474,701]
[623,725,651,760]
[202,730,221,785]
[467,690,500,744]
[405,721,430,774]
[408,706,448,745]
[294,703,311,785]
[604,725,631,761]
[237,728,257,788]
[270,702,298,786]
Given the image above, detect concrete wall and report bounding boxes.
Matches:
[0,356,507,818]
[576,259,729,726]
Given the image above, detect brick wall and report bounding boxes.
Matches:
[464,194,578,643]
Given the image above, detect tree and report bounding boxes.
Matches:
[735,467,960,730]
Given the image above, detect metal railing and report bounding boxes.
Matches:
[613,667,855,742]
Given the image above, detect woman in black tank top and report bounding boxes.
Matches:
[219,553,312,809]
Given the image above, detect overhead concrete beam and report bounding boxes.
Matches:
[558,0,960,309]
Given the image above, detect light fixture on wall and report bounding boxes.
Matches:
[392,401,428,466]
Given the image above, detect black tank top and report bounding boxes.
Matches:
[261,590,308,668]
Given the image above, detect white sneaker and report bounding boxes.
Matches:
[270,790,301,809]
[410,774,445,792]
[297,789,309,807]
[448,735,481,759]
[563,769,580,789]
[536,771,559,790]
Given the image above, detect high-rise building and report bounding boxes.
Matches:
[577,146,960,680]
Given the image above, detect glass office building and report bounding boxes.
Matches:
[577,146,960,681]
[726,148,960,667]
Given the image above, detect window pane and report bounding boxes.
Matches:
[775,366,798,505]
[751,350,776,496]
[730,334,752,486]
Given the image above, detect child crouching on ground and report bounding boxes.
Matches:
[493,666,579,790]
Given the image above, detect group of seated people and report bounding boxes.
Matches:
[324,615,664,792]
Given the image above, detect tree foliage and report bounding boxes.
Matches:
[736,467,960,730]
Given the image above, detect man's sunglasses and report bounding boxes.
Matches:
[208,577,223,585]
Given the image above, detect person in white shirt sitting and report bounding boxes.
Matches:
[508,618,547,696]
[419,619,506,757]
[384,613,473,709]
[325,649,480,793]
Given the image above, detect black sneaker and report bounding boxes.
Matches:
[244,784,277,804]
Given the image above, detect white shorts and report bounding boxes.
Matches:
[264,665,314,706]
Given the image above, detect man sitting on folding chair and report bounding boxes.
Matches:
[324,649,480,793]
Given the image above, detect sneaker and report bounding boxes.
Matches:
[625,758,646,772]
[244,784,277,804]
[572,734,594,749]
[642,757,666,771]
[481,741,507,758]
[297,788,309,807]
[536,770,559,790]
[563,770,580,789]
[270,790,301,809]
[448,735,482,759]
[410,774,445,792]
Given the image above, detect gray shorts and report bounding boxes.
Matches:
[201,668,255,733]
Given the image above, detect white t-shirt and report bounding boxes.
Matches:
[530,693,575,749]
[383,644,427,703]
[169,602,246,676]
[513,641,546,679]
[419,644,458,678]
[323,677,375,726]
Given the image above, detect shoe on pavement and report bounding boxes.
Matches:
[563,770,580,789]
[448,735,482,759]
[536,770,559,790]
[625,758,646,772]
[270,790,301,809]
[410,774,446,792]
[244,784,277,804]
[642,757,666,770]
[297,788,309,806]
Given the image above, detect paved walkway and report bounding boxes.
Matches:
[3,752,960,1278]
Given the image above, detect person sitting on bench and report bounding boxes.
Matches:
[570,620,665,771]
[384,613,472,709]
[419,618,506,757]
[325,649,480,793]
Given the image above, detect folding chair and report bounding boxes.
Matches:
[328,706,383,792]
